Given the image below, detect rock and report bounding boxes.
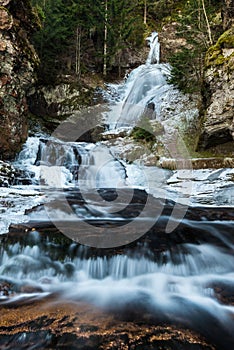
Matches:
[0,299,216,350]
[0,160,17,186]
[0,281,12,296]
[19,284,43,294]
[160,157,234,170]
[198,27,234,149]
[27,82,103,133]
[222,0,234,30]
[0,6,13,30]
[110,46,149,73]
[0,0,39,159]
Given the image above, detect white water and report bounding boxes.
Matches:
[104,32,172,128]
[1,232,234,341]
[0,33,234,343]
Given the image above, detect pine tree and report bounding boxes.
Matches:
[30,0,145,81]
[168,0,222,93]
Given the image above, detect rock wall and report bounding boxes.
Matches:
[198,1,234,149]
[0,0,39,159]
[222,0,234,30]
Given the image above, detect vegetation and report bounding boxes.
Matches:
[168,0,223,93]
[205,27,234,68]
[30,0,146,83]
[130,116,156,145]
[29,0,226,92]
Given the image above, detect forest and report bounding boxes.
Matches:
[31,0,222,91]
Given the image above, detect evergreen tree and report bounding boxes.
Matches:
[32,0,75,82]
[168,0,222,93]
[106,0,142,76]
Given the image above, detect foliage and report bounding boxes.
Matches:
[169,47,205,93]
[149,0,185,25]
[29,0,225,87]
[30,0,146,83]
[205,27,234,68]
[168,0,223,93]
[130,115,156,144]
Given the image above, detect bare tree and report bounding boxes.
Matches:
[103,0,108,76]
[143,0,147,25]
[201,0,213,45]
[75,26,81,79]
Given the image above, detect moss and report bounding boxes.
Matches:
[205,28,234,68]
[183,128,234,158]
[0,6,10,13]
[130,116,156,147]
[217,27,234,48]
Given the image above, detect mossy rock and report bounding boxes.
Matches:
[205,28,234,68]
[217,27,234,48]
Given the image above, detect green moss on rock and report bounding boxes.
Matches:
[205,28,234,68]
[217,27,234,48]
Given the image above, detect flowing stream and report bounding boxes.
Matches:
[0,32,234,348]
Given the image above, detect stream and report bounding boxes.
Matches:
[0,32,234,349]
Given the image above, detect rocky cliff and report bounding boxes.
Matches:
[198,0,234,150]
[0,0,39,159]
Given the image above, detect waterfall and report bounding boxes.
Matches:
[146,31,160,64]
[112,32,172,127]
[1,32,234,349]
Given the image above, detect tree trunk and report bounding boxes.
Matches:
[75,26,81,79]
[143,0,147,25]
[201,0,213,45]
[103,0,108,76]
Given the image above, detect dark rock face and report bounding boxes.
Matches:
[222,0,234,30]
[198,1,234,150]
[0,0,39,159]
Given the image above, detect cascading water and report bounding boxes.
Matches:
[146,31,160,65]
[0,32,234,349]
[107,31,172,127]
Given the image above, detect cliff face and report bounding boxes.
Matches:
[222,0,234,30]
[198,0,234,149]
[0,0,39,159]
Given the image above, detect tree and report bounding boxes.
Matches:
[103,0,108,76]
[30,0,146,81]
[103,0,143,76]
[168,0,222,93]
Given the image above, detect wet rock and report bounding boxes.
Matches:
[0,298,216,350]
[0,281,12,297]
[5,188,234,252]
[19,284,43,294]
